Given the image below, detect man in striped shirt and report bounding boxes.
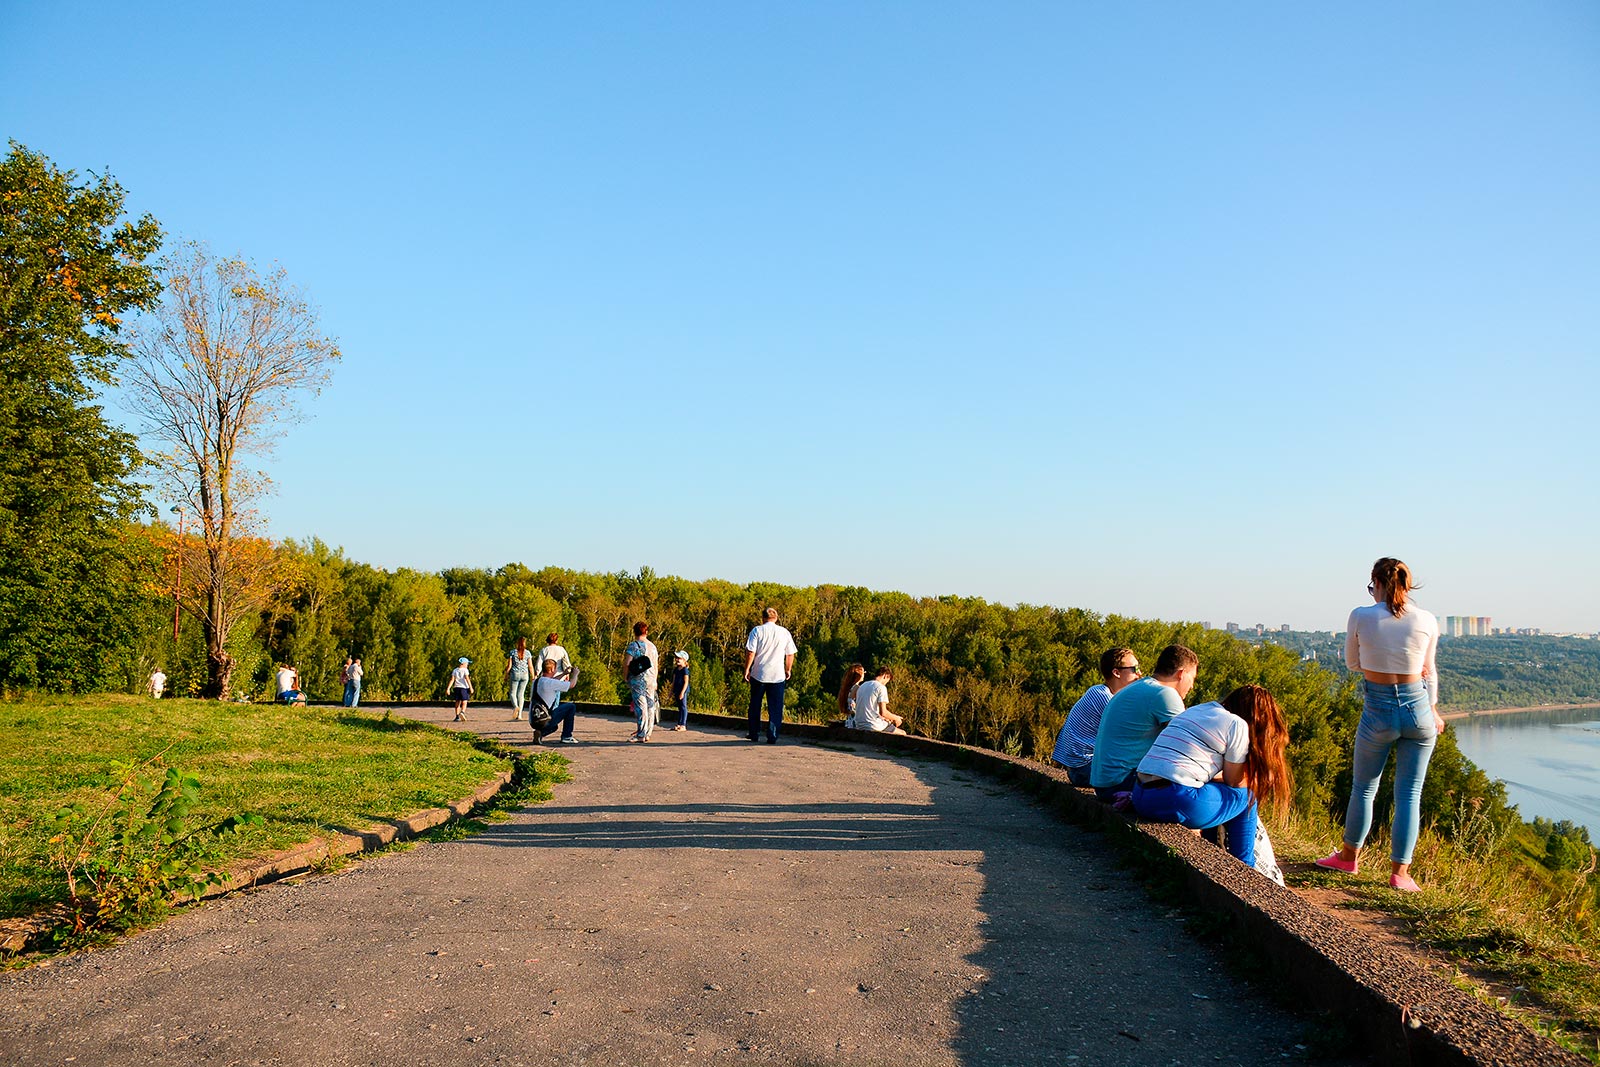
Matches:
[1051,647,1142,787]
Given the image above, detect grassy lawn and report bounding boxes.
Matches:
[0,694,519,921]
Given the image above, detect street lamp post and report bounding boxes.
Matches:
[170,505,185,644]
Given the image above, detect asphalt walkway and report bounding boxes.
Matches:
[0,708,1361,1066]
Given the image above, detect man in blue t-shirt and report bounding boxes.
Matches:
[1089,644,1198,800]
[1051,646,1142,787]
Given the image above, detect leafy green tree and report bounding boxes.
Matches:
[0,143,162,692]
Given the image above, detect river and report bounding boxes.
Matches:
[1450,706,1600,839]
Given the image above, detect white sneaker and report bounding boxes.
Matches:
[560,737,579,745]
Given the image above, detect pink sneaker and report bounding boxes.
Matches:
[1314,851,1358,874]
[1389,873,1421,892]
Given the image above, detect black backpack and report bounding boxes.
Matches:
[628,655,653,678]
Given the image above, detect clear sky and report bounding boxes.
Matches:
[4,3,1597,632]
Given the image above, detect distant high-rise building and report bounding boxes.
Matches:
[1202,621,1212,630]
[1254,624,1264,635]
[1280,624,1290,632]
[1226,622,1239,633]
[1477,616,1491,635]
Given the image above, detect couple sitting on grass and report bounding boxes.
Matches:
[1053,644,1289,885]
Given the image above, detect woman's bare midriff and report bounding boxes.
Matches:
[1362,670,1422,685]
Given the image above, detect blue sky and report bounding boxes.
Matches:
[4,3,1597,632]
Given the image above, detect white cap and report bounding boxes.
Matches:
[674,650,689,661]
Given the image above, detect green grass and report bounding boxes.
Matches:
[0,694,519,920]
[1277,811,1600,1059]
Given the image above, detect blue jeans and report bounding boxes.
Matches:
[509,675,530,715]
[1133,780,1259,866]
[676,693,690,728]
[343,682,361,708]
[1054,761,1093,788]
[1344,680,1436,864]
[748,680,785,741]
[538,702,576,741]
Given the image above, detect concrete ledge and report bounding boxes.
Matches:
[589,703,1579,1067]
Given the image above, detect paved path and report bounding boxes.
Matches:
[1,710,1359,1066]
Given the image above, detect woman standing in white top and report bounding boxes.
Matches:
[1317,557,1442,892]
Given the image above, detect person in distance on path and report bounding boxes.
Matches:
[1089,644,1198,802]
[148,667,168,699]
[530,658,580,744]
[1052,647,1141,788]
[744,607,797,743]
[448,657,473,721]
[852,666,905,734]
[623,621,660,742]
[345,656,363,708]
[535,632,573,679]
[670,650,691,731]
[506,636,535,721]
[837,663,865,727]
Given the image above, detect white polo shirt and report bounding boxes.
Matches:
[745,621,797,683]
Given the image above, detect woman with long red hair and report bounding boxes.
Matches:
[1131,684,1291,871]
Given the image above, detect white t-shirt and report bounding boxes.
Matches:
[535,643,571,676]
[1137,701,1249,788]
[348,661,362,683]
[1346,602,1440,704]
[855,679,891,731]
[745,622,798,683]
[149,671,167,698]
[275,667,297,695]
[449,665,472,691]
[533,675,573,708]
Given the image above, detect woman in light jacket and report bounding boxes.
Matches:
[1317,557,1442,892]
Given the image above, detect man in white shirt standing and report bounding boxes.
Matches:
[743,607,798,744]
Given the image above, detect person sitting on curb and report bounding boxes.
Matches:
[275,663,306,706]
[1051,647,1141,788]
[1089,644,1198,803]
[852,666,905,734]
[529,659,580,744]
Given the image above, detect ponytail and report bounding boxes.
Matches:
[1221,685,1291,812]
[1372,557,1414,618]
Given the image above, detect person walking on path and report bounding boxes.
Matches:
[623,622,660,742]
[148,667,168,699]
[506,637,535,721]
[530,659,581,744]
[1052,647,1141,787]
[744,607,797,744]
[344,657,363,708]
[448,657,474,722]
[670,650,691,731]
[535,632,573,679]
[1131,684,1291,874]
[1317,557,1443,893]
[1089,644,1198,802]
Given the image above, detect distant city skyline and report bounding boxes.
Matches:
[4,3,1596,635]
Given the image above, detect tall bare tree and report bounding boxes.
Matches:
[125,243,340,698]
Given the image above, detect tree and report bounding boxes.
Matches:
[0,143,163,692]
[124,243,339,698]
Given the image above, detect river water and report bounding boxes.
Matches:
[1450,707,1600,839]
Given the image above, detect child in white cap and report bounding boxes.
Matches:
[449,657,474,721]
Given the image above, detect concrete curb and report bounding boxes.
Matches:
[588,703,1580,1067]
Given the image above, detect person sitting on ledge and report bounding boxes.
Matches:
[852,666,905,734]
[1089,644,1198,802]
[1131,684,1291,877]
[275,663,305,706]
[1052,646,1141,788]
[837,663,865,727]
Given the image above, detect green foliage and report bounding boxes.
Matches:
[47,756,261,934]
[0,143,163,693]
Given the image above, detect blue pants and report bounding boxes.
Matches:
[343,682,361,708]
[1133,780,1259,866]
[676,693,690,728]
[1053,761,1092,788]
[508,675,530,715]
[1343,680,1436,864]
[537,702,576,741]
[748,680,785,741]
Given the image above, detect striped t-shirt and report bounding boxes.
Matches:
[1051,684,1112,768]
